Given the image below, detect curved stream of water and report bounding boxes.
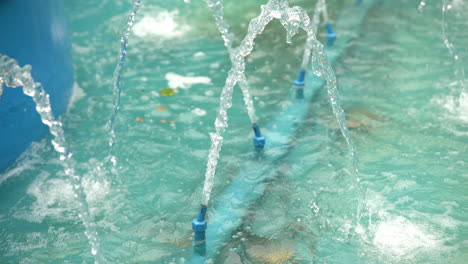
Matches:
[0,55,104,263]
[200,0,357,209]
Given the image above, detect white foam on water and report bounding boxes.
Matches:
[359,189,459,263]
[67,81,86,111]
[441,92,468,123]
[6,232,47,252]
[133,10,190,38]
[393,179,417,191]
[448,0,466,10]
[209,62,220,69]
[165,72,212,89]
[0,141,46,186]
[193,51,206,58]
[431,91,468,137]
[192,107,207,116]
[72,43,93,55]
[373,217,439,256]
[13,172,110,223]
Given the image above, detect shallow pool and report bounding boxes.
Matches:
[1,0,467,263]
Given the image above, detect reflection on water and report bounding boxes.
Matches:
[0,0,467,263]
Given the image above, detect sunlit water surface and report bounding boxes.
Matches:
[1,0,467,263]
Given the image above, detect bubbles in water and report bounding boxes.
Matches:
[373,217,439,257]
[165,72,212,89]
[192,107,207,116]
[434,91,468,124]
[133,10,190,38]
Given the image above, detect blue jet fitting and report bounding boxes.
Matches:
[293,69,306,87]
[355,0,362,5]
[192,204,207,245]
[252,124,266,150]
[293,69,306,99]
[325,22,337,46]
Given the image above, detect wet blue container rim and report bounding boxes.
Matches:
[0,0,74,172]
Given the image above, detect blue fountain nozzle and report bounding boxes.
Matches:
[196,204,207,221]
[192,204,207,244]
[325,22,336,46]
[252,124,266,150]
[293,69,306,99]
[293,69,306,87]
[293,79,304,87]
[355,0,362,5]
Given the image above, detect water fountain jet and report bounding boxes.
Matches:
[186,0,372,262]
[107,0,142,168]
[0,55,104,264]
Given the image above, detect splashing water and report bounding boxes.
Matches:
[203,0,257,124]
[312,0,359,175]
[442,0,465,90]
[441,0,467,122]
[107,0,141,165]
[300,0,324,71]
[0,55,104,264]
[200,0,356,206]
[302,0,360,181]
[418,0,427,12]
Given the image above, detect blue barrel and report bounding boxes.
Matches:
[0,0,73,172]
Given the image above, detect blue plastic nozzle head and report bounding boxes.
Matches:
[293,69,306,99]
[295,87,304,99]
[252,124,266,150]
[325,22,336,46]
[192,204,207,244]
[355,0,362,5]
[293,69,306,87]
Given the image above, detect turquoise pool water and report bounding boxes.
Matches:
[1,0,467,263]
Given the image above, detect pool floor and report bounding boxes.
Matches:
[1,0,467,263]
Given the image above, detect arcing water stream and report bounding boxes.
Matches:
[107,0,141,165]
[202,0,258,124]
[298,0,360,180]
[441,0,466,95]
[2,0,467,262]
[300,0,324,70]
[200,0,357,212]
[0,55,104,264]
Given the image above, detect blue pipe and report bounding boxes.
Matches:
[293,69,306,99]
[294,69,306,87]
[187,1,374,262]
[0,0,73,172]
[252,124,266,150]
[325,22,337,47]
[192,204,208,256]
[192,204,207,244]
